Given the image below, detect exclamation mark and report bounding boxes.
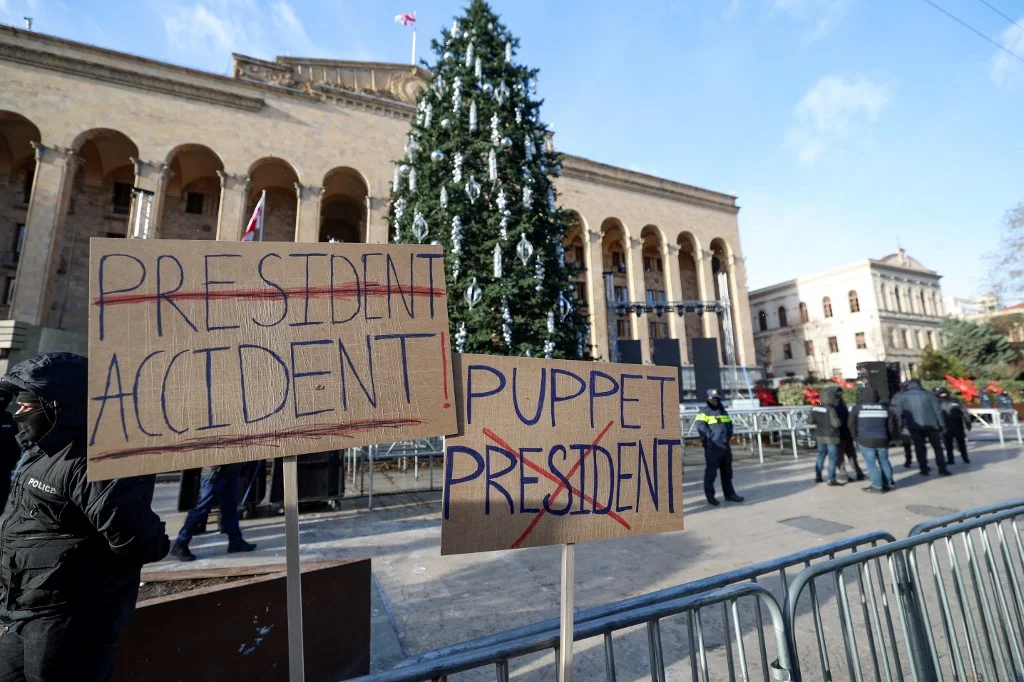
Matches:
[440,332,451,409]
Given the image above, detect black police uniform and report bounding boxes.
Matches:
[695,398,741,505]
[892,380,949,476]
[0,391,19,510]
[937,391,971,464]
[0,353,169,682]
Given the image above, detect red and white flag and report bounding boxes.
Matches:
[242,190,265,242]
[394,12,416,26]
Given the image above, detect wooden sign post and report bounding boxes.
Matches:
[87,238,458,681]
[441,354,684,680]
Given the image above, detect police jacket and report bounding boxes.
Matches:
[892,380,944,431]
[695,404,733,452]
[939,397,971,436]
[832,389,854,442]
[0,353,169,623]
[808,389,842,444]
[849,387,897,448]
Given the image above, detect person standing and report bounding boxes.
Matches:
[169,463,257,562]
[0,353,170,682]
[808,388,844,486]
[935,387,971,464]
[832,387,866,482]
[0,390,19,510]
[997,390,1014,410]
[695,389,744,507]
[892,379,951,476]
[849,387,898,492]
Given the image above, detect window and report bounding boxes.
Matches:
[758,310,767,332]
[574,246,584,266]
[614,286,628,303]
[12,224,26,262]
[643,256,653,272]
[823,296,833,318]
[2,277,13,305]
[903,330,913,349]
[849,290,860,313]
[186,192,205,215]
[855,332,866,349]
[828,336,839,353]
[112,182,133,215]
[616,318,631,338]
[778,306,788,327]
[573,281,586,302]
[648,321,668,339]
[783,343,793,359]
[611,251,625,273]
[656,290,666,303]
[646,289,655,305]
[805,340,814,356]
[656,257,663,272]
[799,302,808,323]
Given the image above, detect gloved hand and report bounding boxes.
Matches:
[144,533,171,564]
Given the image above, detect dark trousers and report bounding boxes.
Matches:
[839,438,863,476]
[0,609,130,682]
[910,429,948,474]
[176,470,242,546]
[943,431,969,462]
[704,445,736,500]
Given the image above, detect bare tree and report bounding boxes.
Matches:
[988,203,1024,303]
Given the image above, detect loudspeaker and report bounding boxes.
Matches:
[617,339,643,365]
[857,361,901,403]
[691,337,721,400]
[652,339,684,402]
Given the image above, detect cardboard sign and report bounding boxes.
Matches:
[441,354,683,555]
[87,238,456,480]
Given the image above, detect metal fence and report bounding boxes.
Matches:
[680,406,815,462]
[969,408,1024,446]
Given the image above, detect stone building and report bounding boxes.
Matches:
[0,25,755,371]
[749,249,945,380]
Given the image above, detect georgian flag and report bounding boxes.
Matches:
[242,191,265,242]
[394,12,416,26]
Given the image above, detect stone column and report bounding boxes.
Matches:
[9,143,79,325]
[665,243,689,364]
[215,172,250,241]
[728,253,754,366]
[365,195,388,244]
[127,157,172,238]
[583,228,609,360]
[627,235,651,361]
[294,183,325,243]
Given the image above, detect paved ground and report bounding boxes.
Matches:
[148,436,1024,679]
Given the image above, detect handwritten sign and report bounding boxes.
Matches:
[441,354,683,555]
[87,238,456,481]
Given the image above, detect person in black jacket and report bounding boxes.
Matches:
[808,388,843,485]
[892,379,950,476]
[935,387,971,464]
[0,390,19,510]
[849,387,898,492]
[831,387,866,482]
[0,353,170,682]
[694,389,744,507]
[169,463,257,561]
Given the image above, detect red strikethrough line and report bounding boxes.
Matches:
[91,282,445,307]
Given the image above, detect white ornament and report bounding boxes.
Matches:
[453,153,463,183]
[493,242,502,278]
[547,187,556,211]
[534,257,544,291]
[440,118,451,129]
[557,291,572,321]
[465,176,481,203]
[488,148,497,181]
[465,41,474,67]
[490,113,500,145]
[529,77,537,93]
[496,82,510,105]
[442,51,453,61]
[501,136,513,148]
[392,167,401,192]
[516,232,534,265]
[393,196,407,222]
[469,100,477,132]
[408,167,417,191]
[499,216,508,241]
[451,20,460,38]
[501,297,513,346]
[465,277,482,309]
[440,186,448,208]
[423,102,433,128]
[544,340,555,359]
[515,105,523,124]
[496,188,508,213]
[433,77,447,96]
[555,241,565,267]
[474,56,482,79]
[547,310,555,335]
[505,41,512,62]
[451,215,462,253]
[525,139,535,160]
[405,135,417,154]
[522,185,533,209]
[455,322,467,353]
[412,213,428,243]
[431,149,445,163]
[452,77,462,112]
[482,82,494,96]
[399,163,411,175]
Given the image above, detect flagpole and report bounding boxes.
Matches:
[258,189,266,242]
[410,11,417,65]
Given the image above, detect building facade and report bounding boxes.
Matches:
[968,303,1024,345]
[0,25,754,371]
[944,293,999,319]
[749,249,945,380]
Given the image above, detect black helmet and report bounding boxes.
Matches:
[935,387,950,397]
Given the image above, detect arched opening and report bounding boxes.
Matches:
[849,290,860,313]
[758,310,767,332]
[563,211,588,318]
[676,232,702,343]
[823,296,833,318]
[640,225,667,340]
[248,157,298,242]
[799,301,808,323]
[160,144,223,240]
[602,218,631,341]
[0,111,41,311]
[54,128,140,331]
[777,306,788,328]
[320,167,367,242]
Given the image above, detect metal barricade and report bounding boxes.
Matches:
[909,498,1024,536]
[968,408,1024,446]
[346,437,445,508]
[785,507,1024,681]
[393,531,893,678]
[350,583,794,682]
[680,406,814,463]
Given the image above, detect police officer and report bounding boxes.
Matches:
[935,387,971,464]
[997,390,1014,410]
[849,387,898,492]
[832,387,866,482]
[892,379,951,476]
[808,387,843,485]
[0,353,170,681]
[0,390,19,510]
[695,389,744,507]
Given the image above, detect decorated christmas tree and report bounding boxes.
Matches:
[389,0,590,359]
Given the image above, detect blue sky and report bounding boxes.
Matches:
[3,0,1022,300]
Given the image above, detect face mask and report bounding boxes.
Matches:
[14,392,54,443]
[707,397,721,409]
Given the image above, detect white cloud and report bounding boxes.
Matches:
[785,74,892,167]
[989,16,1024,87]
[773,0,854,42]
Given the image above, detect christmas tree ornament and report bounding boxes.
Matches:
[534,257,544,290]
[440,185,448,208]
[488,22,494,30]
[432,77,446,96]
[412,213,428,243]
[557,291,572,321]
[465,278,482,309]
[431,240,441,246]
[399,163,411,175]
[522,184,533,208]
[393,196,407,222]
[490,113,500,145]
[453,153,463,183]
[408,167,417,191]
[465,41,474,67]
[405,135,417,154]
[464,176,481,203]
[440,118,451,129]
[482,82,493,96]
[525,139,535,160]
[469,100,478,131]
[451,215,462,253]
[501,136,513,148]
[499,216,508,241]
[501,297,513,346]
[455,322,467,353]
[547,310,555,335]
[452,77,462,112]
[529,77,537,93]
[392,168,400,192]
[474,56,482,79]
[450,19,460,38]
[452,259,460,281]
[516,232,534,265]
[496,187,508,214]
[488,148,497,181]
[555,241,565,266]
[515,105,523,124]
[544,340,555,359]
[505,41,512,62]
[547,186,556,211]
[423,102,433,128]
[496,82,509,104]
[430,149,445,163]
[493,243,502,278]
[443,51,454,61]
